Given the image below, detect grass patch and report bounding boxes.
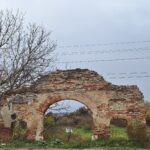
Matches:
[110,125,128,140]
[0,139,141,149]
[73,127,92,140]
[0,125,149,149]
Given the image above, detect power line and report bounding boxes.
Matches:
[104,72,150,79]
[58,47,150,56]
[106,75,150,79]
[101,72,150,79]
[58,40,150,49]
[56,56,150,64]
[105,71,149,76]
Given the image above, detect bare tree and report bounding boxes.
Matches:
[45,102,70,116]
[0,10,56,104]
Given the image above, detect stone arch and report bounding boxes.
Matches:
[37,95,96,115]
[34,94,99,140]
[1,69,145,141]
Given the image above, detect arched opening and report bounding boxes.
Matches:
[110,117,128,140]
[43,99,94,143]
[110,118,127,128]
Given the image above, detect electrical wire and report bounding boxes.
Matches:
[56,56,150,64]
[58,40,150,49]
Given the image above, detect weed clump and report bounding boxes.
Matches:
[127,120,149,147]
[11,120,27,140]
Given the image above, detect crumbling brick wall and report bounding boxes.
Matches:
[0,69,145,140]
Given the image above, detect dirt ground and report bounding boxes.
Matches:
[0,149,107,150]
[0,148,105,150]
[0,148,148,150]
[0,149,106,150]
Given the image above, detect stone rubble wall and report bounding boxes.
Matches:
[0,69,145,140]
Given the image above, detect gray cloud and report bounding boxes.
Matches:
[0,0,150,100]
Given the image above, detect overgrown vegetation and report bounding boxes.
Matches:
[1,106,150,149]
[145,101,150,126]
[11,120,27,140]
[44,107,93,142]
[127,120,149,147]
[0,125,149,149]
[42,106,150,148]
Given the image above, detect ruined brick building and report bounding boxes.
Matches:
[0,69,146,140]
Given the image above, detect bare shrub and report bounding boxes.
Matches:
[127,120,149,147]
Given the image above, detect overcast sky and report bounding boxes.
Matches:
[0,0,150,103]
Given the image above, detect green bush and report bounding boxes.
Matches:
[58,116,74,126]
[68,107,90,117]
[12,120,27,140]
[78,118,93,130]
[44,115,55,127]
[127,120,149,147]
[77,107,89,116]
[44,126,67,141]
[36,140,47,147]
[146,109,150,126]
[50,138,64,146]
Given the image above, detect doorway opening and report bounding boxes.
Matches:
[43,99,93,143]
[110,118,128,140]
